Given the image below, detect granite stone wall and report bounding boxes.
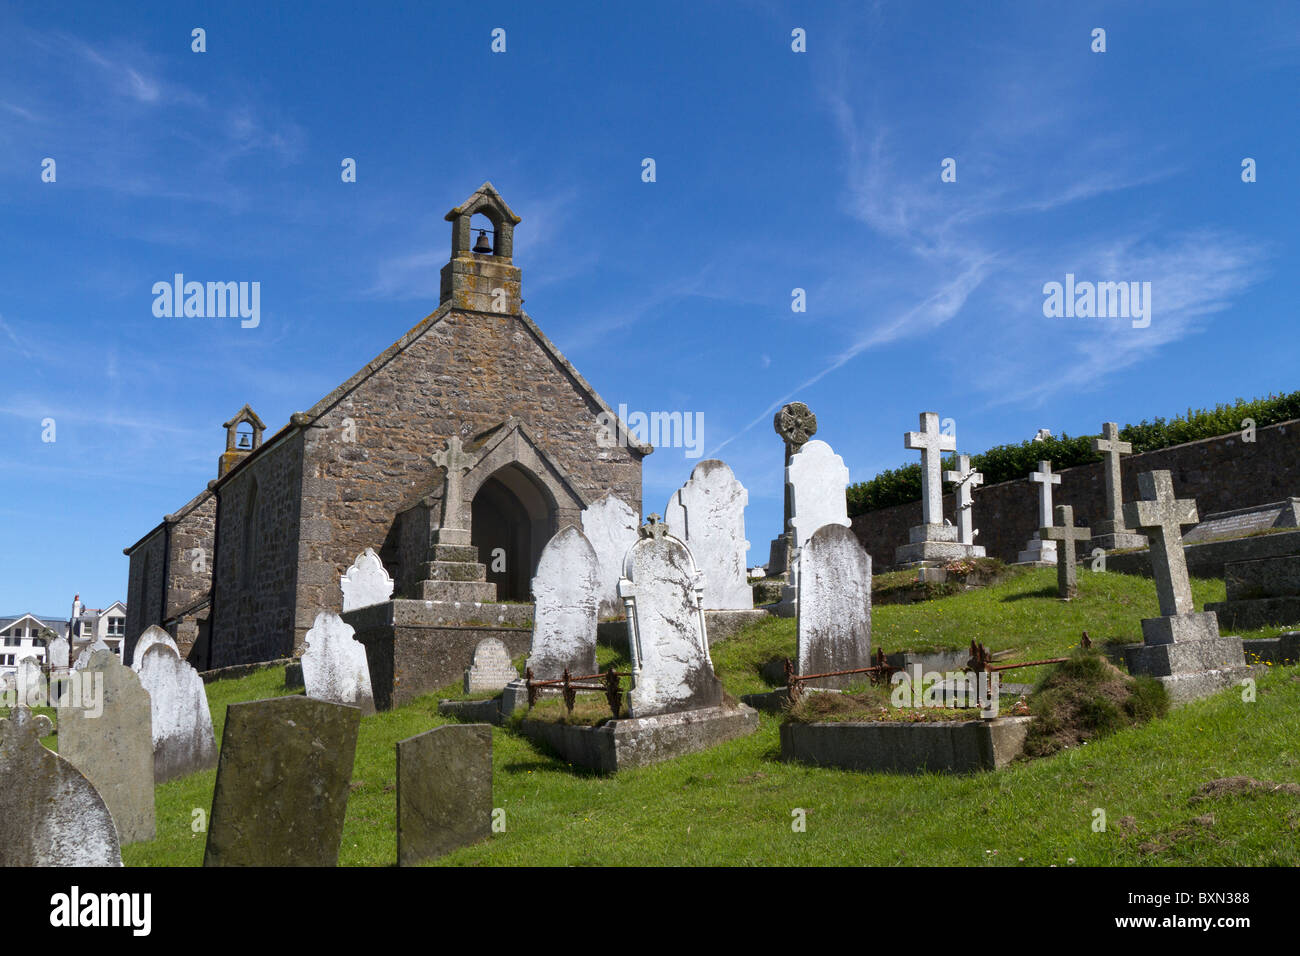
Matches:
[852,418,1300,569]
[123,526,167,662]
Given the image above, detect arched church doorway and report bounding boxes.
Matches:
[470,465,556,601]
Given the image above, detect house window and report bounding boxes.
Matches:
[2,636,17,647]
[108,617,125,637]
[0,654,11,666]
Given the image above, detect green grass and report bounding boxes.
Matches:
[96,568,1300,866]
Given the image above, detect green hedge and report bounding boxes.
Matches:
[847,391,1300,517]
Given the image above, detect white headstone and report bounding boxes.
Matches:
[664,459,753,610]
[581,493,641,618]
[618,516,722,717]
[301,611,375,714]
[49,636,70,669]
[15,656,46,708]
[131,625,178,672]
[73,638,110,671]
[340,547,394,612]
[796,524,872,688]
[527,526,600,679]
[464,637,519,693]
[137,642,219,783]
[787,440,851,550]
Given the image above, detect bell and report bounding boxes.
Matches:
[238,433,251,449]
[473,229,492,254]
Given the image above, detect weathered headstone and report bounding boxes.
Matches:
[787,440,851,550]
[340,547,395,612]
[396,723,492,865]
[895,413,982,564]
[1091,422,1148,550]
[527,526,599,679]
[464,637,518,693]
[796,524,872,688]
[16,656,46,707]
[581,492,641,618]
[1042,505,1090,600]
[73,638,109,670]
[943,454,986,552]
[618,515,722,717]
[57,649,155,845]
[204,696,361,866]
[49,635,70,669]
[301,610,375,715]
[664,459,753,610]
[1122,471,1251,700]
[130,624,177,671]
[137,642,218,782]
[0,707,122,866]
[1017,461,1061,564]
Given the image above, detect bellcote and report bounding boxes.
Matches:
[439,182,523,313]
[219,404,265,478]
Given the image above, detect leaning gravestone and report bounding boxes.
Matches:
[16,656,46,707]
[57,649,155,845]
[0,707,122,866]
[301,610,375,715]
[204,696,361,866]
[137,642,218,783]
[464,637,519,693]
[796,524,873,688]
[664,459,753,610]
[130,625,177,671]
[618,515,722,717]
[581,492,641,618]
[340,547,395,612]
[527,526,599,679]
[396,723,493,866]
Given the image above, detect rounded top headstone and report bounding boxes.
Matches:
[774,403,817,449]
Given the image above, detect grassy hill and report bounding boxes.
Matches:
[51,569,1300,865]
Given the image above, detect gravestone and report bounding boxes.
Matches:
[767,401,818,576]
[130,625,177,671]
[16,656,46,707]
[895,413,982,565]
[49,635,70,669]
[796,524,872,688]
[1184,498,1300,544]
[618,515,722,717]
[581,492,641,618]
[1122,471,1250,701]
[527,526,599,679]
[204,696,361,866]
[137,642,218,783]
[1208,554,1300,631]
[430,435,480,546]
[464,637,518,693]
[664,459,753,610]
[57,649,155,845]
[340,547,395,612]
[1091,422,1147,549]
[1042,505,1090,600]
[943,454,986,553]
[301,610,375,715]
[787,440,851,550]
[396,723,493,865]
[0,707,122,867]
[1017,461,1061,565]
[73,638,109,670]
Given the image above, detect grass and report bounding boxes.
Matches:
[45,567,1295,866]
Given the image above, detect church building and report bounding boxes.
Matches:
[123,183,649,670]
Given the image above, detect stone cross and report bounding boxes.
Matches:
[943,454,983,546]
[1042,505,1091,599]
[1028,460,1061,528]
[1124,470,1199,617]
[1092,422,1134,531]
[905,412,956,526]
[432,435,478,544]
[773,403,817,566]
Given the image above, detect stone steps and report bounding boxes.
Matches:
[414,579,499,603]
[416,559,488,582]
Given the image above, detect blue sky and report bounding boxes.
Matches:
[1,1,1295,615]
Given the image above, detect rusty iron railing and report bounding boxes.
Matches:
[524,667,630,717]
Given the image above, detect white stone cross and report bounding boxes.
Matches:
[1028,460,1061,529]
[432,435,478,541]
[1124,470,1199,617]
[905,412,956,526]
[1092,422,1134,530]
[943,454,983,546]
